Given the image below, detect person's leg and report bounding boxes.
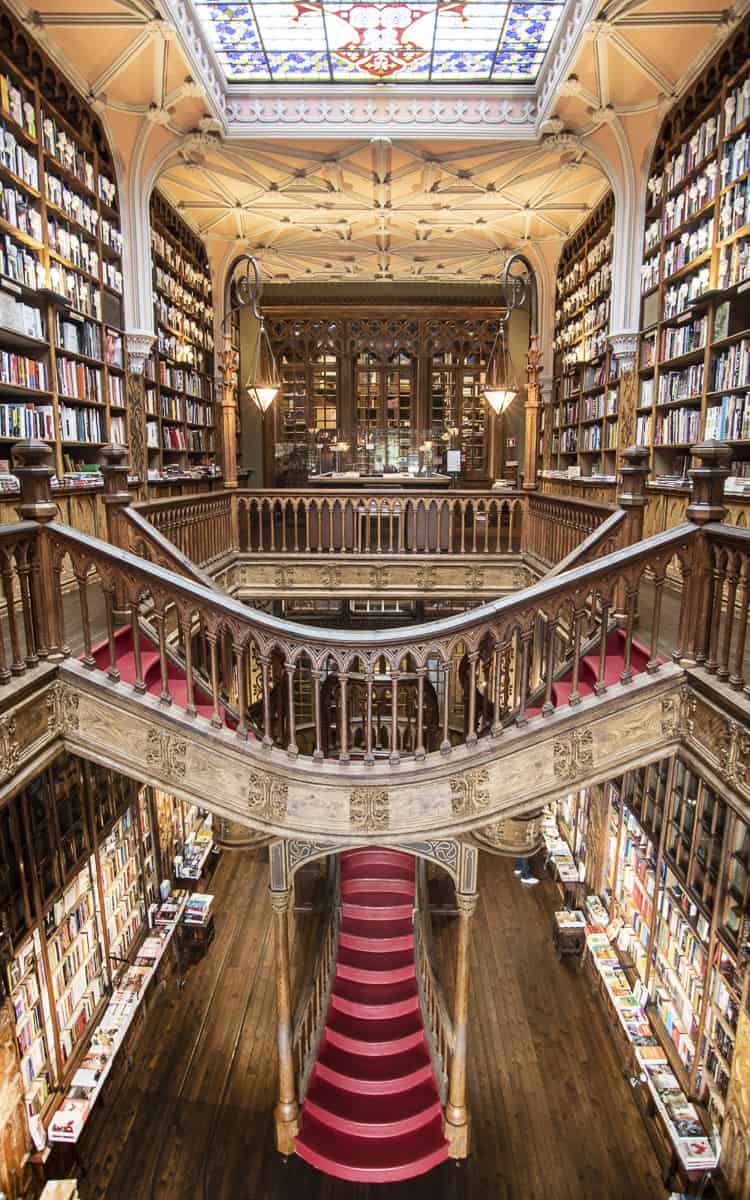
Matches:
[520,857,539,886]
[514,858,525,876]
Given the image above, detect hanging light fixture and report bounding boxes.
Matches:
[226,255,280,415]
[483,315,519,415]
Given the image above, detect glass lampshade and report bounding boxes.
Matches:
[484,387,518,415]
[247,384,278,413]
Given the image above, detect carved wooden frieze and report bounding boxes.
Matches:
[0,715,19,783]
[248,770,288,821]
[57,660,685,841]
[350,787,389,831]
[47,682,80,734]
[221,556,523,598]
[146,729,187,781]
[450,767,490,817]
[553,729,594,781]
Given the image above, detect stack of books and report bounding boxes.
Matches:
[184,893,213,927]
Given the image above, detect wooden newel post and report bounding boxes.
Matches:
[444,889,478,1158]
[677,440,733,667]
[271,886,300,1154]
[100,444,133,620]
[13,439,65,661]
[617,445,650,545]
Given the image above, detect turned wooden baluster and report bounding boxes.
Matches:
[440,660,452,755]
[285,661,298,758]
[731,558,750,690]
[444,890,477,1158]
[595,596,610,695]
[0,591,9,682]
[304,501,311,553]
[705,547,727,674]
[648,574,665,673]
[619,584,637,685]
[235,641,249,738]
[415,666,427,760]
[271,887,300,1155]
[542,616,557,716]
[207,633,223,729]
[75,564,95,669]
[718,552,739,681]
[15,546,37,667]
[311,668,324,762]
[103,586,120,683]
[364,671,375,765]
[182,612,197,717]
[568,606,584,706]
[338,673,350,764]
[516,629,532,725]
[466,651,478,746]
[258,654,273,745]
[0,551,23,675]
[154,608,171,702]
[390,669,400,765]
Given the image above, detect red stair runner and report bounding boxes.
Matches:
[295,848,449,1183]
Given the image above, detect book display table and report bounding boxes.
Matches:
[181,893,214,962]
[552,909,586,959]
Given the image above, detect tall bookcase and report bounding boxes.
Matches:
[601,757,749,1132]
[146,191,215,477]
[0,38,124,478]
[638,22,750,483]
[550,194,620,479]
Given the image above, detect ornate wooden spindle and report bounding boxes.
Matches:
[542,617,557,716]
[15,550,37,666]
[516,630,532,725]
[705,549,726,674]
[285,661,298,758]
[1,554,23,675]
[415,666,426,760]
[103,588,120,683]
[154,609,171,702]
[443,890,477,1159]
[338,673,350,764]
[75,566,95,669]
[568,607,584,706]
[208,634,223,729]
[440,660,452,755]
[718,554,739,681]
[595,598,610,695]
[312,668,324,762]
[731,559,750,690]
[648,575,665,673]
[271,887,300,1155]
[389,669,400,765]
[466,652,478,746]
[364,672,375,765]
[619,585,637,685]
[182,613,197,717]
[235,643,249,738]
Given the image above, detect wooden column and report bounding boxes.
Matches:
[444,889,478,1158]
[124,330,154,499]
[521,334,542,490]
[220,332,238,489]
[271,886,300,1154]
[13,440,65,660]
[678,441,732,667]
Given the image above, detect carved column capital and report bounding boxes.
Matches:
[125,330,156,376]
[455,891,478,917]
[270,887,293,913]
[608,330,639,372]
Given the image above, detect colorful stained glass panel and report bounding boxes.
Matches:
[193,0,566,82]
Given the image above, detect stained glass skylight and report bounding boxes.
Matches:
[194,1,566,83]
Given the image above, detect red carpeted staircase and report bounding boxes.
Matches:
[295,848,450,1183]
[89,624,236,727]
[525,628,652,717]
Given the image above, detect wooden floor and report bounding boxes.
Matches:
[76,849,665,1200]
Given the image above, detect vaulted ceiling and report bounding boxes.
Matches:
[10,0,745,282]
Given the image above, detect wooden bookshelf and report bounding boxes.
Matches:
[147,190,215,476]
[0,41,125,478]
[638,22,750,485]
[549,193,620,481]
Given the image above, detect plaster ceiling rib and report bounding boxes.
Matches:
[616,11,731,26]
[157,31,169,110]
[594,29,608,107]
[89,27,154,95]
[608,29,676,94]
[31,11,148,25]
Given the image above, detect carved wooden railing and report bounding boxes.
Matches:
[413,863,454,1104]
[699,524,750,689]
[129,486,618,569]
[293,860,341,1101]
[0,521,42,677]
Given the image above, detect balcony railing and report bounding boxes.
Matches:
[0,439,735,774]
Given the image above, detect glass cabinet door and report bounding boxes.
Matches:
[722,814,749,943]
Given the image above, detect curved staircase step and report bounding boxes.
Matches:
[342,850,415,875]
[331,978,419,1020]
[339,917,414,953]
[295,1113,448,1183]
[342,893,414,921]
[315,1040,434,1095]
[304,1077,441,1137]
[325,1008,424,1056]
[341,876,414,896]
[336,946,415,984]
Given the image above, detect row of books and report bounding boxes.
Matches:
[45,173,98,238]
[711,339,750,391]
[41,113,95,193]
[0,71,36,138]
[58,403,104,443]
[56,313,101,359]
[663,218,714,279]
[48,216,97,277]
[660,317,707,362]
[662,166,717,237]
[1,233,44,292]
[704,392,750,440]
[1,349,48,391]
[654,407,702,446]
[56,357,102,404]
[665,113,718,193]
[155,296,214,350]
[0,126,38,189]
[154,265,213,325]
[151,228,212,296]
[718,236,750,290]
[49,890,189,1145]
[0,401,53,439]
[0,180,42,241]
[48,262,100,321]
[0,292,44,339]
[657,364,704,405]
[150,361,214,399]
[719,176,750,240]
